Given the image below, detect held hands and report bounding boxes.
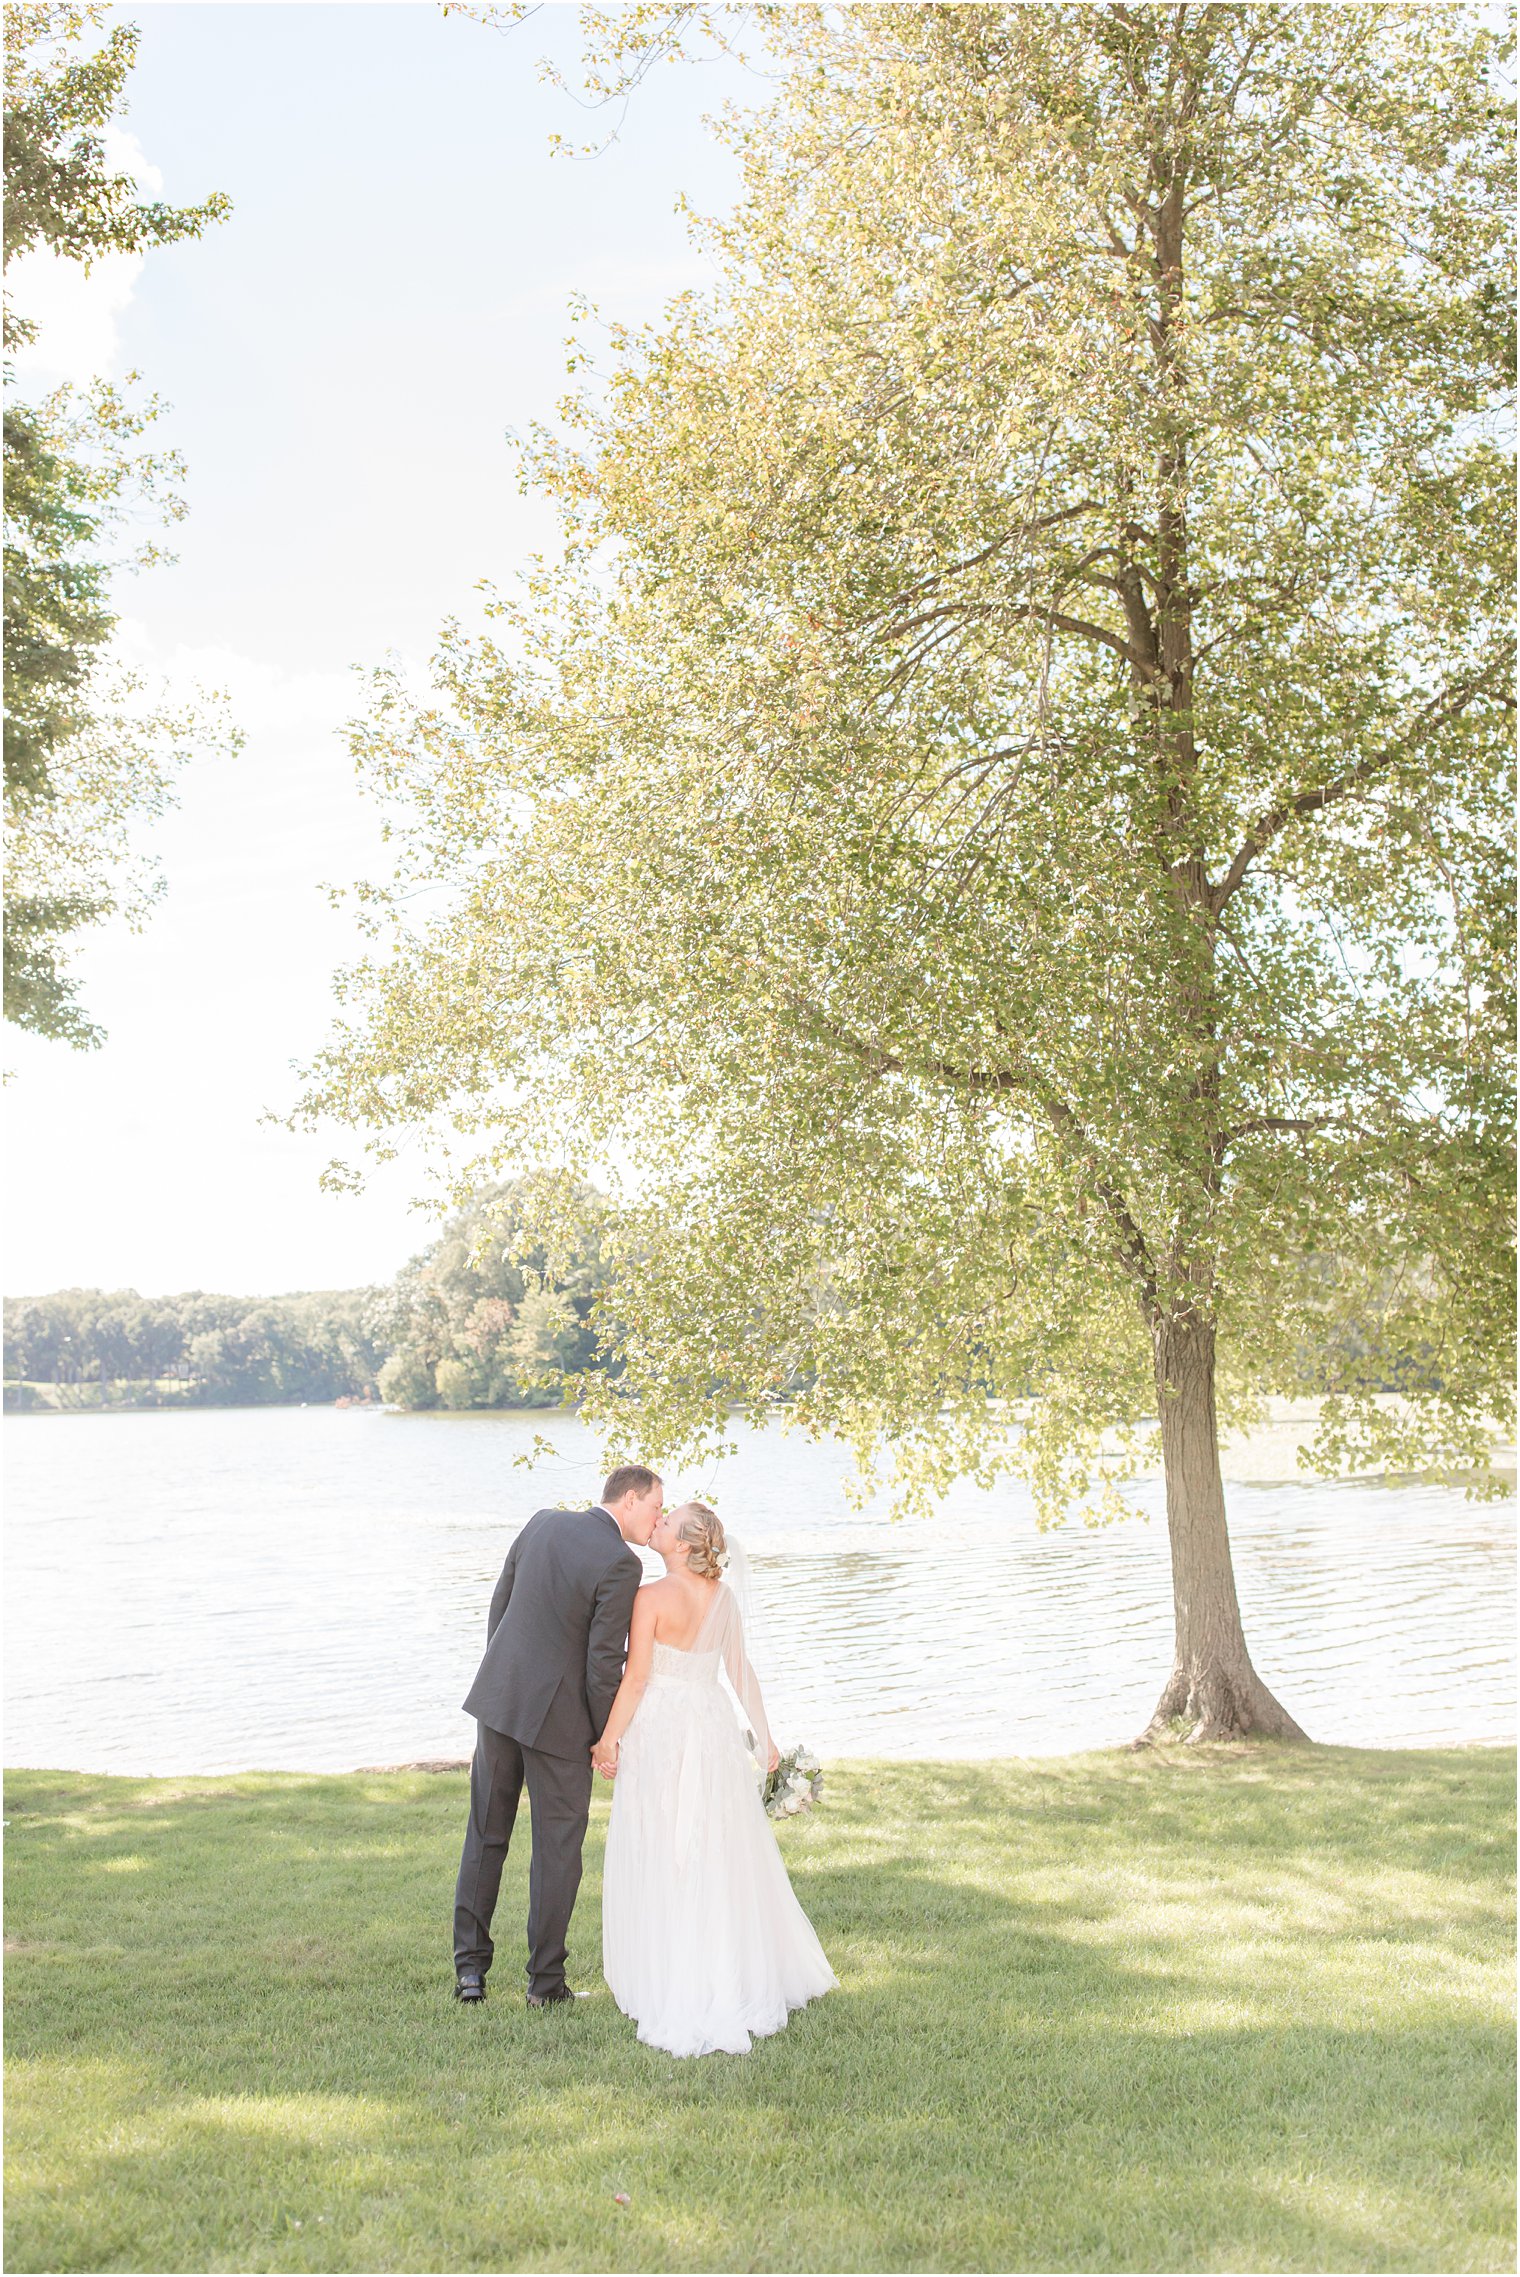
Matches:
[591,1735,619,1781]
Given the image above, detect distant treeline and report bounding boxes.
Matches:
[3,1285,382,1408]
[4,1184,614,1413]
[6,1184,1437,1416]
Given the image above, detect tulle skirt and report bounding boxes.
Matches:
[602,1672,837,2056]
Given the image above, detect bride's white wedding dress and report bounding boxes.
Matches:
[602,1583,837,2056]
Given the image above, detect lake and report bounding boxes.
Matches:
[4,1406,1514,1773]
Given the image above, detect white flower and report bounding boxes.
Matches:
[783,1796,802,1815]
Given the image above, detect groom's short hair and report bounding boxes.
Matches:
[603,1463,661,1506]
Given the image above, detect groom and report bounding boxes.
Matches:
[452,1465,663,2006]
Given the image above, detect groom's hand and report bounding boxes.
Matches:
[591,1738,618,1780]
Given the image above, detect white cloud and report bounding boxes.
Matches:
[7,129,162,386]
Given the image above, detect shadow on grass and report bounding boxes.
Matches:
[5,1754,1514,2273]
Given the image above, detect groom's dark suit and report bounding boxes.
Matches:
[453,1505,642,1998]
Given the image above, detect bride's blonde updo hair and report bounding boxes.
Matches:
[673,1499,726,1581]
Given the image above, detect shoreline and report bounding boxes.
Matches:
[1152,1395,1517,1485]
[5,1385,1515,1486]
[7,1736,1515,1783]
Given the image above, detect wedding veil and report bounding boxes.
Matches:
[692,1533,773,1775]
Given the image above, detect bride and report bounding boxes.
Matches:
[592,1499,837,2056]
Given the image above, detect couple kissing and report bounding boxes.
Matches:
[452,1465,835,2057]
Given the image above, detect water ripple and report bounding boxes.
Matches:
[3,1407,1513,1772]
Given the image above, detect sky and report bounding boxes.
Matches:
[5,0,756,1298]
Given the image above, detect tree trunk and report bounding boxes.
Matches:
[1137,1313,1310,1745]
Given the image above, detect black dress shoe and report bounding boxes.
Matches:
[454,1970,486,2003]
[526,1984,574,2009]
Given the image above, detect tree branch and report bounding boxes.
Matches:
[875,594,1142,689]
[865,503,1103,623]
[1210,666,1509,913]
[779,990,1162,1313]
[780,991,1021,1099]
[1045,1098,1161,1316]
[1215,1113,1337,1152]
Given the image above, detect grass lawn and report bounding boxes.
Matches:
[4,1748,1514,2274]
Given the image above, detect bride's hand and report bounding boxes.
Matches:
[766,1742,780,1775]
[591,1737,619,1780]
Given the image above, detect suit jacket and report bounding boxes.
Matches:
[462,1505,643,1759]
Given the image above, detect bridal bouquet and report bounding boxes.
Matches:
[763,1746,824,1819]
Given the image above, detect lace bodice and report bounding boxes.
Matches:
[649,1639,722,1684]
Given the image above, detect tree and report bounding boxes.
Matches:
[4,2,230,1044]
[371,1180,612,1409]
[2,1284,385,1404]
[299,4,1515,1742]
